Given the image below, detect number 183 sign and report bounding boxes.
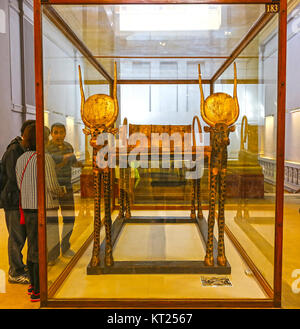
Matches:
[266,3,280,14]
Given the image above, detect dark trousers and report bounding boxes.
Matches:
[4,209,27,277]
[24,210,39,294]
[59,188,75,253]
[47,188,75,258]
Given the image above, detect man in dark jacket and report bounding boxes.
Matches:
[0,120,35,284]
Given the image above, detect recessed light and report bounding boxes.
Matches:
[119,5,222,31]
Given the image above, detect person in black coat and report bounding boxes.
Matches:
[0,120,35,284]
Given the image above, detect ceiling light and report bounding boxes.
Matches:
[119,5,222,31]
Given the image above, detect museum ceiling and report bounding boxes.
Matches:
[49,4,276,82]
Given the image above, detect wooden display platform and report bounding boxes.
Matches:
[87,215,231,275]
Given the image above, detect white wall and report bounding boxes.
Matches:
[285,111,300,162]
[0,0,34,157]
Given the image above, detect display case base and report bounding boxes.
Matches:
[87,215,231,275]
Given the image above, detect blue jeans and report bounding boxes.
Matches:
[4,209,27,277]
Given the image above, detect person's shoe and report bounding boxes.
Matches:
[62,249,75,258]
[8,273,30,284]
[30,292,40,302]
[27,285,34,295]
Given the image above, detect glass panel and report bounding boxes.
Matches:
[214,15,279,289]
[54,4,265,57]
[42,14,109,287]
[41,3,280,303]
[54,4,265,80]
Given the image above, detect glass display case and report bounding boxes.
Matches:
[33,0,287,307]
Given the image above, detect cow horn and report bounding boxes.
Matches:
[192,115,203,146]
[198,64,214,126]
[233,62,237,99]
[240,115,248,150]
[78,65,89,127]
[198,64,205,119]
[228,62,240,126]
[108,61,119,128]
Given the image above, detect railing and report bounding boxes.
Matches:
[259,156,300,193]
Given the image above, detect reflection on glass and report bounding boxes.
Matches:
[215,17,279,289]
[43,14,101,286]
[46,123,83,259]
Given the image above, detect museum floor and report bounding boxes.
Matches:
[0,193,299,308]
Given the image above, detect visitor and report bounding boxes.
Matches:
[16,124,65,302]
[0,120,35,284]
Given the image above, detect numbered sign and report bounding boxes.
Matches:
[266,3,280,13]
